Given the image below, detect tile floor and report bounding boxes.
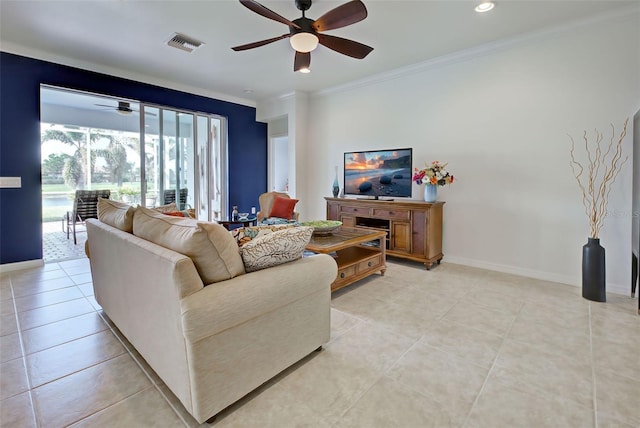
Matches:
[42,221,88,263]
[1,257,639,427]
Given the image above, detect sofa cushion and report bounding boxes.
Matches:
[230,224,296,247]
[269,196,298,220]
[97,197,135,233]
[133,206,245,284]
[240,226,313,273]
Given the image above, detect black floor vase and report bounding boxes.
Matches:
[582,238,606,302]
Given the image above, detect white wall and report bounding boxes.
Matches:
[304,11,640,293]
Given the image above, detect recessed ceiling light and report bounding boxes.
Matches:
[475,2,495,13]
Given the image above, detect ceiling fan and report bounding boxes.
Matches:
[231,0,373,72]
[94,101,156,116]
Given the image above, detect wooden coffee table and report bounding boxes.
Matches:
[306,227,387,292]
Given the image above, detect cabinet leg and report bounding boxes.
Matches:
[380,268,386,276]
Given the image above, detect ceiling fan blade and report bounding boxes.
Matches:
[318,33,373,59]
[232,34,291,51]
[94,103,115,108]
[294,51,311,72]
[312,0,368,32]
[239,0,301,29]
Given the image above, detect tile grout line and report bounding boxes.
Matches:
[96,309,191,427]
[459,300,524,427]
[8,276,40,428]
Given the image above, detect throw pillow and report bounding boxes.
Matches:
[231,224,296,247]
[133,206,245,284]
[163,210,194,218]
[153,202,178,213]
[97,198,135,233]
[269,196,298,220]
[240,226,313,273]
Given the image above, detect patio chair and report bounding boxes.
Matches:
[63,189,111,244]
[163,188,189,210]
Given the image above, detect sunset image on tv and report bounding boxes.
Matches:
[344,148,412,198]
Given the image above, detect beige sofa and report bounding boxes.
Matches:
[86,215,337,423]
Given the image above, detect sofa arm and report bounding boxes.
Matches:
[180,254,337,343]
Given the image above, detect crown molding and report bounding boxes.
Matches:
[314,4,640,98]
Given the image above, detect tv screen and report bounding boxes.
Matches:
[344,148,413,199]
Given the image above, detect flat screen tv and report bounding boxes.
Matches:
[344,148,413,199]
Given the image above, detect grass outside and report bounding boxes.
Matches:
[41,182,142,222]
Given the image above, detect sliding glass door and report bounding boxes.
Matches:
[140,104,226,221]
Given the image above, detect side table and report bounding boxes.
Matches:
[218,216,257,230]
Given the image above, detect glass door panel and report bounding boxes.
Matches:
[142,106,160,207]
[140,104,227,220]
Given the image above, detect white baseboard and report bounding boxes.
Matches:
[0,259,44,274]
[445,256,629,297]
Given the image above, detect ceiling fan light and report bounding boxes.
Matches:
[299,67,311,74]
[475,2,495,13]
[116,109,133,116]
[289,32,319,53]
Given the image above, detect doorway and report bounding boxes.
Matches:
[269,136,289,192]
[40,86,228,261]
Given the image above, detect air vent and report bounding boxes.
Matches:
[166,33,204,53]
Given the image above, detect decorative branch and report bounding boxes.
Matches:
[569,118,629,238]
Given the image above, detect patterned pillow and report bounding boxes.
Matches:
[240,226,313,273]
[231,224,296,247]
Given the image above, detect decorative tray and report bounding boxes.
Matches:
[300,220,342,236]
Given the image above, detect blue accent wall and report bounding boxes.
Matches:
[0,52,267,264]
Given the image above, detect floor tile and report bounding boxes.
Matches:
[26,330,126,387]
[14,286,84,313]
[387,340,488,425]
[0,313,18,336]
[277,350,382,425]
[31,353,151,427]
[71,272,93,285]
[329,308,362,342]
[0,298,16,317]
[62,265,91,277]
[592,335,640,383]
[70,386,183,427]
[421,320,503,369]
[77,282,95,297]
[337,376,458,428]
[10,276,77,298]
[516,300,590,335]
[595,369,640,426]
[10,268,69,285]
[18,298,95,330]
[21,311,108,355]
[0,332,23,363]
[507,315,591,365]
[464,374,594,427]
[442,300,517,337]
[213,382,330,428]
[0,391,36,428]
[0,357,29,400]
[492,338,593,408]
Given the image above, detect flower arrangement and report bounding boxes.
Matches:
[413,161,454,186]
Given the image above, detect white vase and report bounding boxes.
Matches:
[424,184,437,202]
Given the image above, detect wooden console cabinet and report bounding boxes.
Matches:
[325,197,444,269]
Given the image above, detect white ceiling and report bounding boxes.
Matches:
[1,0,636,105]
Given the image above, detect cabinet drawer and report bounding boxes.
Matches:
[340,205,369,215]
[337,265,357,280]
[372,208,409,220]
[357,254,382,272]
